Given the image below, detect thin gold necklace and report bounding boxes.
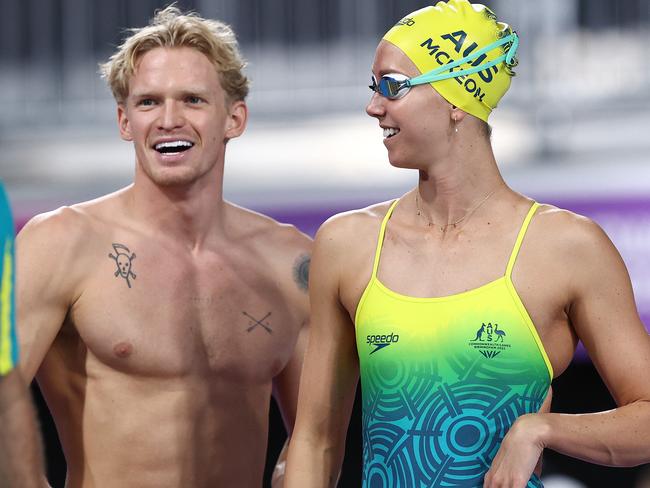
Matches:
[415,188,497,231]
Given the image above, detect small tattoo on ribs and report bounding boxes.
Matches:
[108,243,137,288]
[293,254,311,292]
[243,311,273,334]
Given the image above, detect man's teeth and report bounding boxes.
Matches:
[154,140,194,153]
[383,128,400,138]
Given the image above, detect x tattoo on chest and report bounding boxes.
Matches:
[242,311,273,334]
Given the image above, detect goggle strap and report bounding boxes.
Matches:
[409,54,506,85]
[408,32,518,87]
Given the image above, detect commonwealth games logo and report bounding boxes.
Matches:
[468,322,510,359]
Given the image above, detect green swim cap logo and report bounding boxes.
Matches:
[396,17,416,27]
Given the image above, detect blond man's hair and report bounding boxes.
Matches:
[100,5,249,104]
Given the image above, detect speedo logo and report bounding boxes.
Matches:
[367,333,400,354]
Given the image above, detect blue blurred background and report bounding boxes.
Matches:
[1,0,649,486]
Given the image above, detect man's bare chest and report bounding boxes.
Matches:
[65,241,298,382]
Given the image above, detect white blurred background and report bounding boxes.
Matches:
[1,1,649,486]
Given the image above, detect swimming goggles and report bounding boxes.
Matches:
[369,32,519,99]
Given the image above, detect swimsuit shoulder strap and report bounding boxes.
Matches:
[370,199,400,279]
[505,201,540,278]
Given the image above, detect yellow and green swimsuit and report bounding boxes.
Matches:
[0,183,18,375]
[355,200,552,488]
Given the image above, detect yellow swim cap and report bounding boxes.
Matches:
[382,0,517,121]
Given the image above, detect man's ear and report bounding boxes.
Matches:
[224,100,248,142]
[117,104,133,142]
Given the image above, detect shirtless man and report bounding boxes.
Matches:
[285,1,650,487]
[17,7,310,487]
[0,184,43,488]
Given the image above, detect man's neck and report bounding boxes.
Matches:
[127,168,227,249]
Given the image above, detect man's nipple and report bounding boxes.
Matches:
[113,341,134,358]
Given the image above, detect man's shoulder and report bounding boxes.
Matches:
[15,201,115,301]
[19,193,120,244]
[17,191,130,276]
[225,205,313,303]
[19,205,90,245]
[226,204,312,255]
[225,205,313,293]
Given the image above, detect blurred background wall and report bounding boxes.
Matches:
[1,0,649,486]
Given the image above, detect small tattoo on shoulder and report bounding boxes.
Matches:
[108,243,137,288]
[243,311,273,334]
[293,253,310,292]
